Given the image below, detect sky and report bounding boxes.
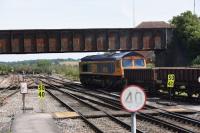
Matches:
[0,0,199,62]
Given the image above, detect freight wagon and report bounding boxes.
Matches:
[124,68,200,97]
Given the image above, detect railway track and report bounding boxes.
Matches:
[75,85,200,132]
[61,87,199,133]
[41,79,142,133]
[44,74,200,103]
[0,77,21,106]
[0,75,35,107]
[35,75,200,133]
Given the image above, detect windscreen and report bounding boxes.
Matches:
[122,59,133,67]
[134,59,145,67]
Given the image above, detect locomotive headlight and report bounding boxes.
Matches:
[198,77,200,83]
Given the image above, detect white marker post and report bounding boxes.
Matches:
[20,82,28,112]
[120,85,146,133]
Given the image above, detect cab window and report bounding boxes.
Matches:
[134,59,144,67]
[122,59,133,67]
[82,64,91,72]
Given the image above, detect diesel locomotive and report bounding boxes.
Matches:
[79,52,146,89]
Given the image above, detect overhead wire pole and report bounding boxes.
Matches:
[194,0,196,14]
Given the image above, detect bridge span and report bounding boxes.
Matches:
[0,27,173,54]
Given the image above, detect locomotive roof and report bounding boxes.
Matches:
[81,52,144,61]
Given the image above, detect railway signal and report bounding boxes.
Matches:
[120,85,146,133]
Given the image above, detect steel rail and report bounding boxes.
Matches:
[52,88,140,132]
[58,85,196,133]
[157,110,200,126]
[38,76,198,133]
[59,82,197,133]
[0,88,20,106]
[50,83,194,133]
[138,112,195,133]
[92,88,200,127]
[46,89,104,133]
[85,86,200,127]
[42,79,144,133]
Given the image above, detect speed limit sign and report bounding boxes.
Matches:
[120,85,146,112]
[120,85,146,133]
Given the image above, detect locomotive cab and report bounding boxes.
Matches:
[122,58,146,68]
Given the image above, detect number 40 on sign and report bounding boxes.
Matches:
[38,82,45,98]
[120,85,146,112]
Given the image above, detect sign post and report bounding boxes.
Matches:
[120,85,146,133]
[167,74,175,104]
[38,82,45,112]
[20,82,28,112]
[131,112,136,133]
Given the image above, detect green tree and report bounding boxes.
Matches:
[36,60,52,74]
[170,11,200,64]
[0,64,12,74]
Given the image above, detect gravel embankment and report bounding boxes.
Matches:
[117,116,174,133]
[0,89,68,133]
[56,119,95,133]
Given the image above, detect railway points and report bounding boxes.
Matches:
[0,74,200,133]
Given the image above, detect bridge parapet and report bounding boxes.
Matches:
[0,28,173,54]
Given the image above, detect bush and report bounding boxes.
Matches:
[52,64,79,81]
[147,63,155,68]
[192,55,200,66]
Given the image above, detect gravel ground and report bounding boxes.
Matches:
[51,75,72,83]
[49,89,132,133]
[117,116,174,133]
[56,118,95,133]
[155,115,200,132]
[86,90,119,101]
[0,75,13,88]
[1,75,198,133]
[185,113,200,120]
[49,89,97,112]
[0,90,18,97]
[59,88,118,112]
[0,89,68,132]
[88,117,130,133]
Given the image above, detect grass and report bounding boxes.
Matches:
[53,62,79,81]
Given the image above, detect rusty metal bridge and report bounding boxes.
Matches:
[0,27,173,54]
